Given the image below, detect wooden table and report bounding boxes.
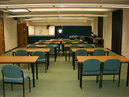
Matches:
[88,36,104,47]
[71,48,110,70]
[64,44,94,61]
[35,44,59,56]
[0,56,38,87]
[77,56,129,87]
[63,43,89,56]
[35,42,60,54]
[11,48,50,77]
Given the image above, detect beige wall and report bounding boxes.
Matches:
[91,17,98,35]
[103,12,112,49]
[122,9,129,58]
[4,13,18,52]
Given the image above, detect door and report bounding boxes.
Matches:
[18,23,27,47]
[112,10,123,55]
[0,11,5,54]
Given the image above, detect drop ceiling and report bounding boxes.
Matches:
[0,0,129,25]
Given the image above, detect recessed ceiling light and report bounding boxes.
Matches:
[8,9,29,12]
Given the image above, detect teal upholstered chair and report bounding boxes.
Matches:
[69,44,79,61]
[49,42,56,45]
[32,51,46,75]
[28,45,38,48]
[65,41,72,44]
[84,44,94,48]
[80,35,85,41]
[75,49,88,60]
[40,40,46,42]
[80,59,101,89]
[102,59,121,87]
[15,49,28,56]
[44,45,55,54]
[37,42,45,45]
[2,65,31,97]
[78,41,85,44]
[93,49,105,56]
[15,49,28,67]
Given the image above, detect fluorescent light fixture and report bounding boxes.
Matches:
[28,8,111,12]
[31,20,88,23]
[7,14,107,18]
[102,5,129,8]
[24,17,93,21]
[8,9,29,12]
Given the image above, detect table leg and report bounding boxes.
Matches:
[72,52,75,70]
[65,47,67,61]
[78,63,81,80]
[54,47,57,62]
[31,63,35,87]
[36,62,38,79]
[47,52,49,69]
[126,63,129,87]
[62,44,64,55]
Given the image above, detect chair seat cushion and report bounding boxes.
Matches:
[37,59,46,63]
[103,70,119,74]
[82,71,100,75]
[4,74,30,83]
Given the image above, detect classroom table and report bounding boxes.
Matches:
[71,48,110,70]
[11,48,50,78]
[64,44,95,61]
[77,56,129,87]
[35,42,60,54]
[0,56,38,87]
[35,44,58,57]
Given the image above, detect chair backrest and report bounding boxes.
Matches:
[40,40,46,42]
[65,41,72,44]
[78,41,85,44]
[84,44,94,48]
[104,59,121,71]
[44,45,54,54]
[70,44,79,48]
[93,49,105,56]
[15,49,28,56]
[2,65,22,78]
[49,42,56,44]
[28,45,38,48]
[63,40,70,42]
[80,35,85,40]
[75,49,88,57]
[74,39,80,42]
[32,51,45,59]
[83,59,101,72]
[37,42,44,45]
[69,44,80,53]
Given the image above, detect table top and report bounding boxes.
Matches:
[77,56,129,63]
[34,42,60,44]
[11,48,50,53]
[62,41,88,44]
[71,48,110,52]
[0,56,39,63]
[35,44,58,48]
[88,36,104,40]
[64,44,94,48]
